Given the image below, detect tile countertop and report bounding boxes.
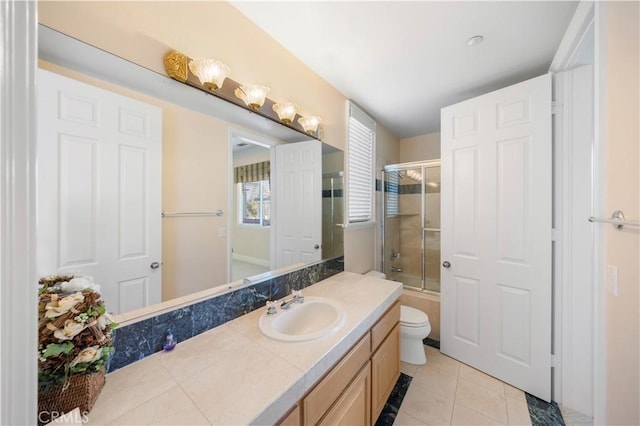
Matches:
[86,272,402,425]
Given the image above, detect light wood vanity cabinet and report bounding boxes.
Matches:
[303,333,371,425]
[371,323,401,420]
[319,361,371,426]
[278,405,301,426]
[280,300,399,426]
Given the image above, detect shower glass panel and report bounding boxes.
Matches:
[322,173,344,259]
[423,165,441,292]
[382,160,441,293]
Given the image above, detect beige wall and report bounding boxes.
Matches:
[38,1,347,151]
[375,125,401,272]
[399,132,441,163]
[603,2,640,424]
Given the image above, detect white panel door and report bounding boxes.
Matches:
[441,74,552,401]
[37,69,162,314]
[274,140,322,268]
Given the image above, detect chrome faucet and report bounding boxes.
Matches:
[391,266,403,273]
[280,290,304,310]
[265,301,278,315]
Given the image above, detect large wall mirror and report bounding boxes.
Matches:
[37,25,344,318]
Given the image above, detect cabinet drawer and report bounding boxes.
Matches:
[303,333,371,425]
[371,301,400,352]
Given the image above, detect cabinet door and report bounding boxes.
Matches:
[278,404,300,426]
[371,323,400,420]
[304,334,371,425]
[319,362,371,426]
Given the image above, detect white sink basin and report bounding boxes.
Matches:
[258,296,346,342]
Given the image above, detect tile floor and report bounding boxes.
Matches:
[230,259,269,281]
[394,346,532,425]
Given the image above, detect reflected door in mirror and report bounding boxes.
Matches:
[37,69,162,314]
[275,140,322,268]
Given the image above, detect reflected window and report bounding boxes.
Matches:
[238,180,270,226]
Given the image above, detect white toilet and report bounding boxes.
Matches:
[399,305,431,365]
[364,271,432,365]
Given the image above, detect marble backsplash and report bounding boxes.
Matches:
[108,257,345,372]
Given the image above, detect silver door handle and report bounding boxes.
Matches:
[442,261,451,268]
[150,262,161,269]
[314,244,320,250]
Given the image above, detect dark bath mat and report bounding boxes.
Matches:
[423,337,440,349]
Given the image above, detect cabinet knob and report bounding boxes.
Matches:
[442,261,451,269]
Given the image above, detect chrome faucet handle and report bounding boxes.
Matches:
[266,301,277,315]
[293,290,304,303]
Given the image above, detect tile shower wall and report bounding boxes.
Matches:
[108,257,344,372]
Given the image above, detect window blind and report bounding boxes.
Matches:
[234,160,270,184]
[347,102,375,223]
[385,171,399,217]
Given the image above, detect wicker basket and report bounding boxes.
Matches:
[38,370,105,423]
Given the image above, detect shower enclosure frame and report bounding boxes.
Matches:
[381,159,441,294]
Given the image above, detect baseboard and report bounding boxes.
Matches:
[231,253,270,267]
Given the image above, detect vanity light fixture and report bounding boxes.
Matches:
[400,169,423,182]
[187,57,231,91]
[235,84,271,110]
[298,115,322,135]
[163,49,322,140]
[272,101,299,124]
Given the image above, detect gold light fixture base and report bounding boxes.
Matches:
[248,103,261,110]
[164,51,188,83]
[204,82,220,91]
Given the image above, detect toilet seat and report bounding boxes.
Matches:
[400,305,430,328]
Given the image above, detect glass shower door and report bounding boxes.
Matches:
[383,165,424,291]
[423,164,441,292]
[383,161,441,293]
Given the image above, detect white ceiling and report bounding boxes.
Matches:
[231,1,578,139]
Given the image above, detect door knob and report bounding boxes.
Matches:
[314,244,320,250]
[442,261,451,269]
[150,262,161,270]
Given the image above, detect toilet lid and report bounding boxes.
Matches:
[400,305,429,326]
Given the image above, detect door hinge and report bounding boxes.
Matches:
[551,101,563,115]
[551,354,560,368]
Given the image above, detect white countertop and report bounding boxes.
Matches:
[86,272,402,425]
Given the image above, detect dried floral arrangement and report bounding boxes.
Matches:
[38,275,117,391]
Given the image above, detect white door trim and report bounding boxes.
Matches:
[0,1,38,424]
[592,4,608,423]
[227,127,282,280]
[549,0,603,420]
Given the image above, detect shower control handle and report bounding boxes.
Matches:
[442,261,451,269]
